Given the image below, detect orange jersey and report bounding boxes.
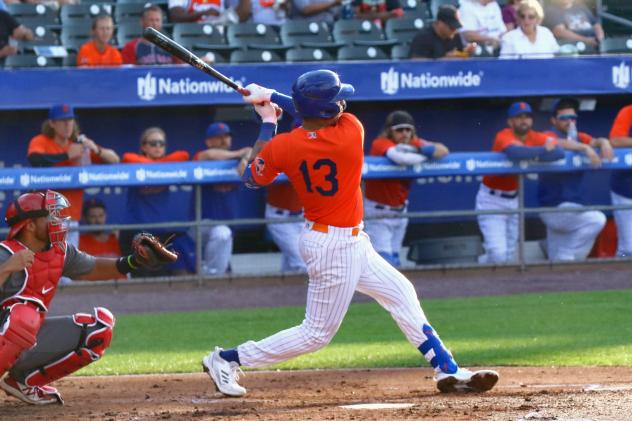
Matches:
[79,232,121,258]
[77,41,123,67]
[267,182,302,212]
[610,105,632,138]
[364,137,424,207]
[28,134,103,221]
[483,128,552,191]
[252,113,364,227]
[122,151,190,163]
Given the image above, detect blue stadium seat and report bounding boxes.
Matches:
[337,45,389,61]
[60,23,94,52]
[286,47,334,62]
[230,49,283,63]
[60,4,113,26]
[385,16,426,44]
[6,4,58,23]
[227,23,284,50]
[4,53,60,68]
[599,36,632,54]
[391,43,410,60]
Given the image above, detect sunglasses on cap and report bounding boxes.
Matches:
[143,139,166,147]
[557,114,578,121]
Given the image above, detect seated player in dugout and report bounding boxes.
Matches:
[193,122,252,275]
[364,110,449,267]
[201,69,499,397]
[120,127,196,276]
[0,190,176,405]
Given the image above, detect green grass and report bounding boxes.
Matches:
[82,289,632,376]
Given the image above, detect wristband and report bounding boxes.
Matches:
[116,255,138,274]
[258,122,277,141]
[419,144,436,158]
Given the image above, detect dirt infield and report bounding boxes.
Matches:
[2,367,632,420]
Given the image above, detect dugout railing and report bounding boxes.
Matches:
[1,150,632,285]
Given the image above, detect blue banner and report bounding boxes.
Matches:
[2,57,632,110]
[0,150,630,191]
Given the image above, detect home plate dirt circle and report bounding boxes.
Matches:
[339,402,416,410]
[2,367,632,420]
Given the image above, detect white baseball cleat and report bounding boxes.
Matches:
[202,347,247,397]
[0,375,64,405]
[434,368,499,393]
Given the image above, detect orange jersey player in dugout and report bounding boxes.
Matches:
[252,112,364,228]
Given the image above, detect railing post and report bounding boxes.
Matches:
[517,173,526,271]
[195,184,203,286]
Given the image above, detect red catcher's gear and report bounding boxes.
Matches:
[0,239,65,312]
[24,307,115,387]
[0,302,42,379]
[4,190,70,246]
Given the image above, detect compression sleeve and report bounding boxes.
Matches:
[271,92,298,120]
[504,145,565,161]
[28,152,70,167]
[385,144,428,166]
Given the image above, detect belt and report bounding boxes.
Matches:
[274,209,303,217]
[309,222,360,236]
[375,204,406,212]
[482,185,517,199]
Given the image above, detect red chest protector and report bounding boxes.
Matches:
[0,240,65,312]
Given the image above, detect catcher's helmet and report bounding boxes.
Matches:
[5,190,70,244]
[291,70,354,119]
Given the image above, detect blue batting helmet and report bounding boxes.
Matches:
[291,70,355,119]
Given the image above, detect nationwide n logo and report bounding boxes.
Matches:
[625,153,632,166]
[381,67,399,95]
[466,159,476,172]
[138,72,157,101]
[136,168,146,182]
[612,62,630,89]
[79,171,89,184]
[19,174,30,187]
[193,167,204,180]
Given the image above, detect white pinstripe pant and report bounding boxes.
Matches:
[237,221,430,368]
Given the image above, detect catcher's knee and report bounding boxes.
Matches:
[24,307,115,387]
[0,303,41,376]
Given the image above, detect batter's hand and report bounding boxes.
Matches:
[5,249,35,272]
[255,102,279,124]
[243,84,274,104]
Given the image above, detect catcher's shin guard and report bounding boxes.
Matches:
[0,303,42,377]
[23,307,115,387]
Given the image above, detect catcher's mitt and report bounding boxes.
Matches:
[131,232,178,270]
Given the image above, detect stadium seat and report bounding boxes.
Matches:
[4,54,59,68]
[60,4,113,26]
[114,3,148,24]
[116,21,142,47]
[62,52,77,67]
[172,23,227,49]
[17,28,60,52]
[558,40,598,55]
[430,0,460,18]
[401,0,432,19]
[391,43,410,60]
[332,19,387,45]
[285,47,334,62]
[60,23,94,52]
[280,21,332,47]
[191,48,228,63]
[385,16,426,44]
[337,45,389,61]
[471,44,497,58]
[226,23,284,50]
[6,4,58,23]
[230,49,283,63]
[599,36,632,54]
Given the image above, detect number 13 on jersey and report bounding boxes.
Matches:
[299,159,339,196]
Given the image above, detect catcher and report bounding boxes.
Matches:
[0,190,177,405]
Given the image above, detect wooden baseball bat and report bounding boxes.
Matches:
[142,27,249,96]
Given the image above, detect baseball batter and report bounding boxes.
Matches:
[202,70,499,397]
[364,110,449,267]
[0,190,176,405]
[476,102,565,264]
[609,104,632,257]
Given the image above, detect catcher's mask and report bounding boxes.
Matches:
[5,190,71,246]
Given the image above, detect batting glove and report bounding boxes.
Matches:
[255,102,279,124]
[243,83,274,104]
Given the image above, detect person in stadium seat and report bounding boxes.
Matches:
[120,127,196,277]
[459,0,506,52]
[169,0,238,24]
[351,0,404,28]
[27,104,120,276]
[501,0,521,31]
[121,6,180,65]
[232,0,289,25]
[77,14,122,67]
[409,5,475,59]
[543,0,604,49]
[0,9,33,59]
[193,122,251,275]
[499,0,559,59]
[290,0,343,24]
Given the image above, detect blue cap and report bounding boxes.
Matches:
[205,122,231,138]
[507,102,532,118]
[48,104,75,120]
